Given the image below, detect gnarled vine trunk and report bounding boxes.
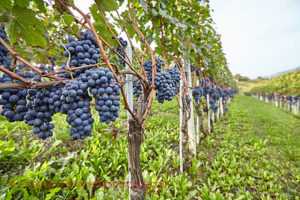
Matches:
[128,96,147,200]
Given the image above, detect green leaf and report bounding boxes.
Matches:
[14,0,30,8]
[62,14,73,26]
[0,14,9,22]
[0,0,12,10]
[77,188,89,200]
[22,26,47,48]
[5,6,47,48]
[95,0,118,11]
[45,187,61,200]
[33,0,47,13]
[5,20,18,43]
[86,174,96,197]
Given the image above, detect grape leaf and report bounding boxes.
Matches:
[45,188,61,200]
[63,14,73,26]
[5,6,47,48]
[95,0,118,11]
[14,0,31,8]
[0,0,12,10]
[33,0,47,13]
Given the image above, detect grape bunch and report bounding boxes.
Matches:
[154,71,176,103]
[61,30,101,78]
[0,27,123,140]
[115,37,128,66]
[203,78,211,94]
[0,27,11,67]
[195,69,200,76]
[0,44,33,122]
[55,67,121,139]
[209,99,219,113]
[0,88,27,122]
[24,89,56,139]
[79,68,121,125]
[58,80,94,140]
[185,94,190,109]
[143,58,164,83]
[133,58,164,97]
[134,59,181,103]
[133,78,142,97]
[192,86,204,103]
[166,66,181,93]
[190,65,195,72]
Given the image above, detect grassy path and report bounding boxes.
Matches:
[0,96,299,199]
[203,95,300,199]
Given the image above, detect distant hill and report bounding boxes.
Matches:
[268,66,300,78]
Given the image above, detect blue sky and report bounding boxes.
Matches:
[210,0,300,78]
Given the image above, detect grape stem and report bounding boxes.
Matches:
[0,66,32,85]
[60,41,74,79]
[0,37,63,81]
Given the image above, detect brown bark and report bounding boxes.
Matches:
[128,96,147,200]
[210,117,214,133]
[181,109,189,146]
[0,80,70,90]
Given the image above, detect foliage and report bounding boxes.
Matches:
[0,0,236,88]
[250,70,300,95]
[0,97,299,199]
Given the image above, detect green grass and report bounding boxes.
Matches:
[0,96,299,199]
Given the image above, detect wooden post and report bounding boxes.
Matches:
[220,97,224,117]
[179,79,183,173]
[125,46,133,199]
[196,80,200,144]
[217,100,220,121]
[183,49,196,156]
[207,93,211,134]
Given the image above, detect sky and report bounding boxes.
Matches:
[74,0,300,79]
[210,0,300,78]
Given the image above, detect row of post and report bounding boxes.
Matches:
[254,94,299,115]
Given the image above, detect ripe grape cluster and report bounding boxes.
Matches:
[0,27,11,67]
[115,37,128,66]
[52,67,121,139]
[133,79,142,97]
[190,65,195,72]
[24,89,56,139]
[61,30,101,78]
[81,68,121,124]
[0,28,122,140]
[0,64,35,122]
[133,59,181,103]
[191,76,238,114]
[133,58,164,97]
[195,69,200,76]
[192,86,204,103]
[0,87,27,122]
[154,71,175,103]
[58,80,94,140]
